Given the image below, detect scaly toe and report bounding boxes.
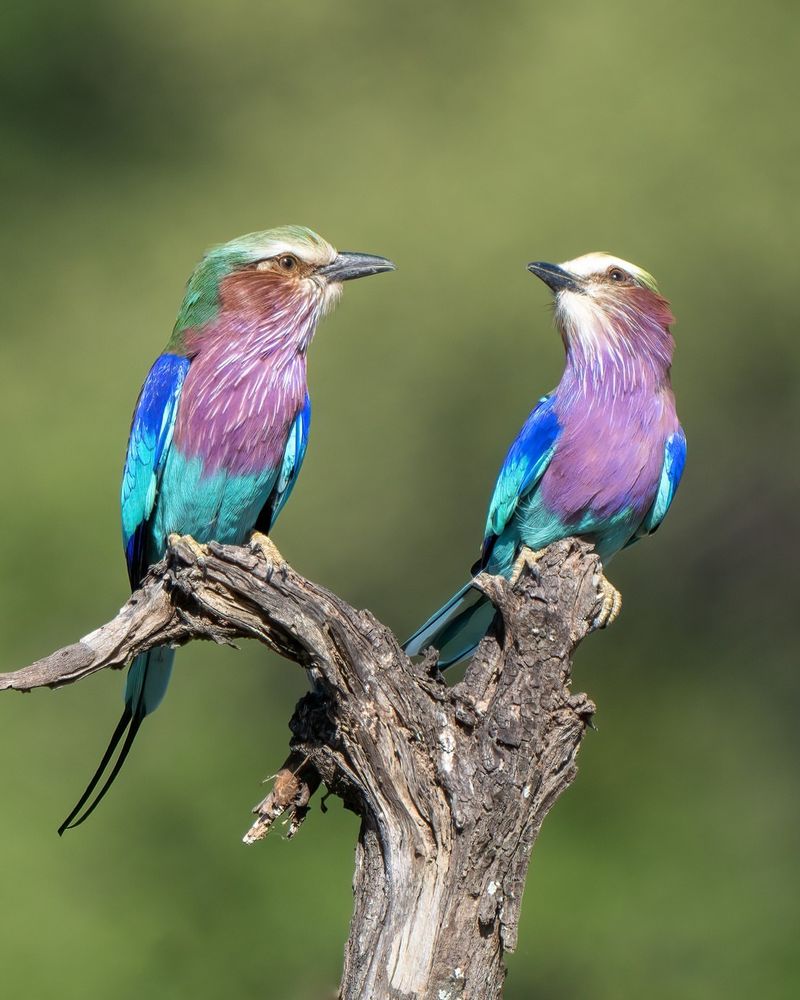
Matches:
[249,531,285,566]
[167,533,206,558]
[509,547,546,586]
[592,575,622,630]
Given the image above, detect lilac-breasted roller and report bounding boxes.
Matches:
[58,226,395,833]
[404,253,686,668]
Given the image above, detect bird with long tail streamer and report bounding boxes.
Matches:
[59,226,395,833]
[404,253,685,668]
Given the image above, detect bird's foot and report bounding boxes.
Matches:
[509,547,546,586]
[249,531,285,567]
[167,533,208,564]
[592,574,622,630]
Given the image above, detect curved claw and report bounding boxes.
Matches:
[592,575,622,630]
[509,547,547,587]
[249,531,285,566]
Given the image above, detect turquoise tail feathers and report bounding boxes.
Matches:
[57,646,175,834]
[403,583,497,669]
[124,646,174,716]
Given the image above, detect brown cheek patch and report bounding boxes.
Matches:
[219,268,295,314]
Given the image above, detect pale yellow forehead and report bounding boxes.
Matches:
[560,251,659,291]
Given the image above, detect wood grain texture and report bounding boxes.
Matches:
[1,534,608,999]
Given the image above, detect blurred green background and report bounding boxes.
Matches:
[1,2,797,997]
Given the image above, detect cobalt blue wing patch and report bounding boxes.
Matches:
[121,353,190,586]
[480,393,561,565]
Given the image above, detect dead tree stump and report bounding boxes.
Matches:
[1,535,608,999]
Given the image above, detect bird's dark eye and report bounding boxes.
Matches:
[278,254,298,271]
[608,267,626,282]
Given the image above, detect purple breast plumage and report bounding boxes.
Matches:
[173,317,309,477]
[544,376,679,525]
[173,269,323,477]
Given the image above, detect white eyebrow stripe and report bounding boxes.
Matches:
[253,239,336,266]
[557,251,658,291]
[560,252,637,277]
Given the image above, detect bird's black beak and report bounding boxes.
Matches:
[318,251,396,282]
[527,261,582,293]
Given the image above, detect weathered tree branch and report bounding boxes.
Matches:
[2,534,608,999]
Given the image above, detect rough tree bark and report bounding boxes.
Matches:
[0,534,610,1000]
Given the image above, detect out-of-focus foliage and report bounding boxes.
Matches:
[1,2,797,998]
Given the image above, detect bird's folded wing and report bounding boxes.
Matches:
[477,393,561,569]
[121,353,191,587]
[256,393,311,533]
[628,427,687,543]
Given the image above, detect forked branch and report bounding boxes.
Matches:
[1,534,607,1000]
